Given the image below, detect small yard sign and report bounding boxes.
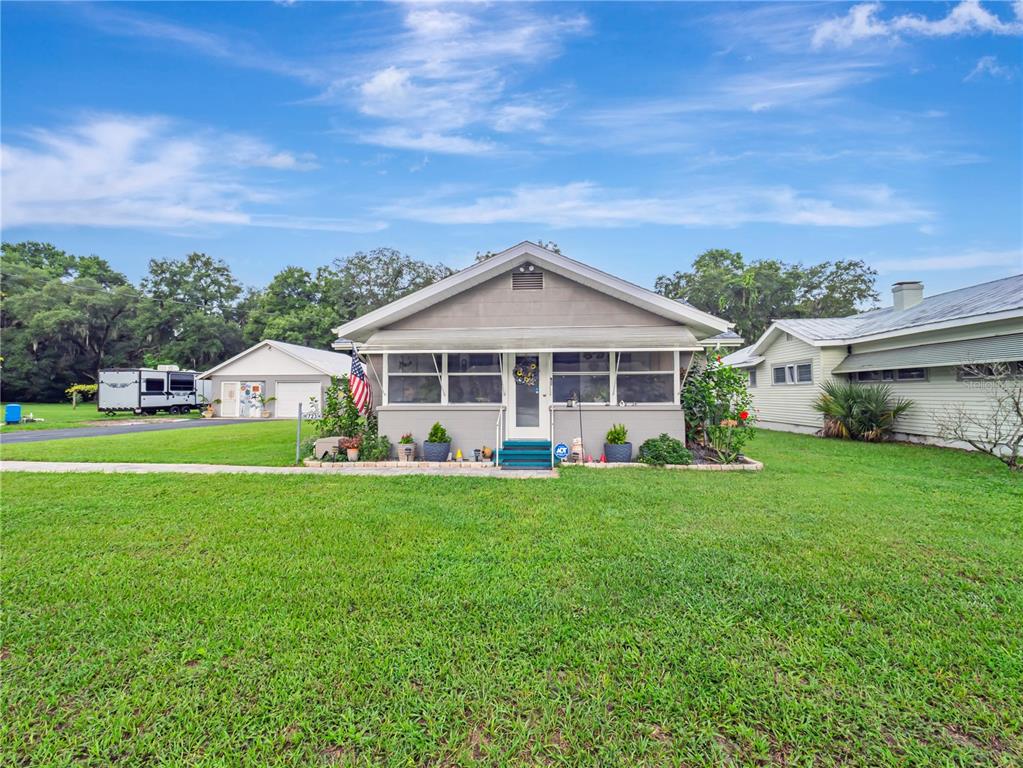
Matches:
[554,443,570,460]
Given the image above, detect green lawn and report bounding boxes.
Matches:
[2,431,1021,766]
[1,419,310,465]
[0,401,199,432]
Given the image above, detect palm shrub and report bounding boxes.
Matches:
[813,380,913,441]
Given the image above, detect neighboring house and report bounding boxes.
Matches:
[200,340,352,418]
[722,275,1023,445]
[332,241,737,465]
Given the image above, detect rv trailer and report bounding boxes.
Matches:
[98,366,213,415]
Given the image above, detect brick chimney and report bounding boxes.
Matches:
[892,281,924,311]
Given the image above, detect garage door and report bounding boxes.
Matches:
[275,381,321,419]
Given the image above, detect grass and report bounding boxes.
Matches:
[2,431,1021,766]
[1,419,311,465]
[0,402,199,432]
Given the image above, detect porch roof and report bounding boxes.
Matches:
[359,325,701,353]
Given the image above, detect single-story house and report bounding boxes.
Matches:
[722,274,1023,446]
[199,340,352,418]
[331,241,737,466]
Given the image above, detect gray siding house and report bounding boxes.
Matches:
[722,274,1023,447]
[332,242,737,463]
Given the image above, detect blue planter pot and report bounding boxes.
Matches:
[423,441,450,462]
[604,442,632,462]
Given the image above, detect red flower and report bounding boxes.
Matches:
[716,356,722,362]
[739,411,749,420]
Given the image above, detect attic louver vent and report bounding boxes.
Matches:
[512,264,543,290]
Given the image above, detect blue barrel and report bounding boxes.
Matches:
[5,403,22,425]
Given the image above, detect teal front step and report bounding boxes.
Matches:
[499,439,553,470]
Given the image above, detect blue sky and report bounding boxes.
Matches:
[2,1,1021,299]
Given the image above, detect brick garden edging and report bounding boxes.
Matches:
[577,457,763,471]
[304,459,497,470]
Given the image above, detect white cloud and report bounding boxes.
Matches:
[381,181,932,229]
[874,248,1023,272]
[347,4,588,153]
[965,55,1016,81]
[813,1,1023,49]
[0,114,377,232]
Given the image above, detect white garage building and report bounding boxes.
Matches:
[199,340,352,419]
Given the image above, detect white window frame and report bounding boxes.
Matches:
[748,369,757,388]
[384,353,444,405]
[552,351,613,404]
[446,353,503,404]
[773,360,813,385]
[614,350,679,404]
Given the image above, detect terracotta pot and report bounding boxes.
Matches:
[346,448,360,462]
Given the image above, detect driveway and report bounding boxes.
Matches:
[0,419,253,444]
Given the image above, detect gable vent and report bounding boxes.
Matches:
[512,264,543,290]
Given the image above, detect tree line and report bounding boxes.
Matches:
[0,240,877,402]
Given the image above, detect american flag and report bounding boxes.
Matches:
[349,353,371,414]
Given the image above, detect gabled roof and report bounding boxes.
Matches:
[332,241,732,342]
[199,340,352,379]
[730,273,1023,360]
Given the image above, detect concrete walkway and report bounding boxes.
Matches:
[0,460,557,478]
[0,418,253,444]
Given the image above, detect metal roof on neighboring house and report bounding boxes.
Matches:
[720,345,761,368]
[771,273,1023,343]
[700,329,744,346]
[832,332,1023,373]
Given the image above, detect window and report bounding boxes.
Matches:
[773,361,812,385]
[748,369,757,388]
[447,353,502,403]
[553,352,610,402]
[857,368,926,382]
[958,361,1023,380]
[616,351,674,403]
[144,377,164,393]
[388,353,441,403]
[896,368,926,381]
[168,373,195,392]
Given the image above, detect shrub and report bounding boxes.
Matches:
[638,434,692,466]
[317,376,363,438]
[427,422,450,443]
[706,419,755,463]
[682,353,755,444]
[65,383,97,405]
[360,434,391,461]
[605,423,629,444]
[813,380,912,442]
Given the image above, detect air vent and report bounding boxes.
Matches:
[512,264,543,290]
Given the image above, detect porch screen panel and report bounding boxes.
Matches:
[447,353,502,403]
[616,351,674,403]
[553,352,610,403]
[388,353,442,403]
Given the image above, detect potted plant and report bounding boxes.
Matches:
[398,432,416,462]
[604,423,632,462]
[339,434,362,462]
[423,422,451,462]
[256,394,277,418]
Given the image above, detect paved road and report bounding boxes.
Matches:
[0,460,556,478]
[0,418,253,444]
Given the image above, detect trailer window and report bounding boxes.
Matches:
[169,373,195,392]
[144,378,164,393]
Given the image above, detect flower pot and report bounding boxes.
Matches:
[261,409,272,418]
[604,442,632,463]
[346,448,360,462]
[422,441,450,462]
[398,444,416,462]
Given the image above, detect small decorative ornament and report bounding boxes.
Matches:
[455,448,464,462]
[473,449,482,461]
[600,453,607,463]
